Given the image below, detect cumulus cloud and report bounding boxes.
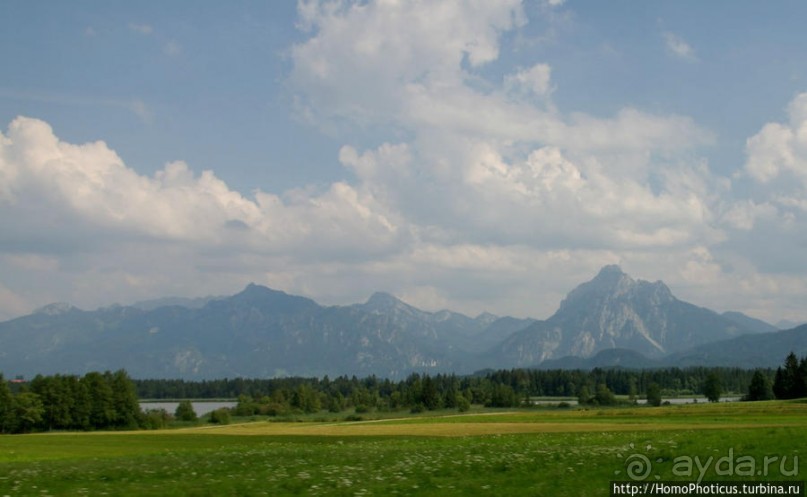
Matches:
[284,0,804,322]
[3,1,806,325]
[504,63,553,98]
[291,0,525,125]
[663,31,697,61]
[0,117,404,261]
[289,0,719,252]
[745,93,807,187]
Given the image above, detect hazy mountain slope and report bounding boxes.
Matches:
[664,324,807,368]
[721,311,778,334]
[0,268,793,379]
[0,285,467,379]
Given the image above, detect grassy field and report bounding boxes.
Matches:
[1,401,805,496]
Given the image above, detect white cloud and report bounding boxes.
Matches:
[163,40,182,57]
[663,31,697,61]
[129,23,154,35]
[745,92,807,186]
[0,116,404,256]
[2,1,806,326]
[291,0,525,125]
[283,0,806,323]
[504,63,553,97]
[287,0,718,252]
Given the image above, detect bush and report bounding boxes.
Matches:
[259,402,289,417]
[175,400,197,422]
[208,408,231,425]
[646,383,662,407]
[142,409,172,429]
[456,395,471,413]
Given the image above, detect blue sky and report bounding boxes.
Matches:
[2,1,807,325]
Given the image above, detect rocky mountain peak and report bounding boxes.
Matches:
[558,265,635,311]
[363,292,410,313]
[640,279,674,304]
[492,265,758,367]
[228,283,319,314]
[34,302,77,316]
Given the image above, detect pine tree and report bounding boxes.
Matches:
[577,385,591,406]
[773,352,802,399]
[0,374,13,434]
[745,370,774,401]
[703,372,722,403]
[420,375,441,410]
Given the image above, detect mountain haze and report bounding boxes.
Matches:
[0,266,790,379]
[0,284,528,379]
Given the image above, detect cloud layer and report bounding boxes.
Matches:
[2,0,806,325]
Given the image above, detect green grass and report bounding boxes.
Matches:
[1,401,805,496]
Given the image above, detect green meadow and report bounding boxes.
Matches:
[1,401,805,496]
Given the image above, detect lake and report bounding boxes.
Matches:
[140,401,237,417]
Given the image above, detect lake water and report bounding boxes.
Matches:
[140,401,237,417]
[531,396,741,406]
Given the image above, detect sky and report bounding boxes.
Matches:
[2,1,807,325]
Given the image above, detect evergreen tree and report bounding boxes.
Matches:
[577,385,591,406]
[703,372,722,402]
[293,384,321,413]
[773,352,802,399]
[745,370,774,401]
[798,357,807,398]
[420,375,441,410]
[646,383,662,407]
[456,392,471,412]
[594,383,616,406]
[327,391,345,413]
[0,375,13,434]
[628,378,638,403]
[487,383,518,407]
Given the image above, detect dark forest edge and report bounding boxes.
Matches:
[2,352,806,434]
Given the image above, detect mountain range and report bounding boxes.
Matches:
[0,265,804,379]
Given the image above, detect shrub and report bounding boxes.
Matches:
[208,408,231,425]
[175,400,197,422]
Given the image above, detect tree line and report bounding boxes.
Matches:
[0,370,140,434]
[135,366,770,414]
[772,352,807,399]
[3,357,803,434]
